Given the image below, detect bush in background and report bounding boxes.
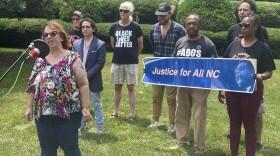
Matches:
[177,0,236,32]
[1,18,280,58]
[0,0,60,19]
[230,1,280,28]
[58,0,179,24]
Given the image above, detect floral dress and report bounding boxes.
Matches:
[26,51,82,119]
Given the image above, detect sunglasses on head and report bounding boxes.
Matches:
[239,23,251,29]
[72,17,80,21]
[42,31,58,38]
[119,9,130,13]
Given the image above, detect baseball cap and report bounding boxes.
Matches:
[72,10,83,18]
[155,2,171,16]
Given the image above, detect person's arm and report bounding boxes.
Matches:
[262,26,269,44]
[73,57,93,123]
[149,26,155,49]
[218,90,226,104]
[137,36,143,55]
[255,71,273,81]
[25,93,34,121]
[110,36,115,49]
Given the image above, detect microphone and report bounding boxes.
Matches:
[27,39,50,59]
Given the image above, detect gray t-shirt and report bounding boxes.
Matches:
[173,35,218,58]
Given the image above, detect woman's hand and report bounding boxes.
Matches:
[25,107,33,121]
[218,90,226,104]
[82,107,93,123]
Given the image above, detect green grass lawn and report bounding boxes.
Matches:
[0,49,279,156]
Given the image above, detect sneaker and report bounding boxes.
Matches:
[110,113,118,118]
[129,116,136,121]
[225,134,230,140]
[167,124,175,133]
[97,129,103,135]
[256,143,263,151]
[79,127,88,133]
[148,120,159,128]
[194,148,205,155]
[169,142,188,150]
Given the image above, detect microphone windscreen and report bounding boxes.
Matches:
[32,39,50,59]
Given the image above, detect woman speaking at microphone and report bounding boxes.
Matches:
[25,20,92,156]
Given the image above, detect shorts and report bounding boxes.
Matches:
[258,96,266,116]
[110,63,138,85]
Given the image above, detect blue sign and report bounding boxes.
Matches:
[142,57,256,93]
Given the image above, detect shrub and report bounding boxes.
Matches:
[1,18,280,58]
[230,1,280,28]
[177,0,236,32]
[59,0,179,24]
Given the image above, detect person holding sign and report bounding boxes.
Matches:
[109,1,143,120]
[221,14,276,156]
[225,0,269,150]
[172,14,217,154]
[148,2,186,132]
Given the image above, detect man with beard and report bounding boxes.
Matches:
[148,2,186,133]
[171,14,218,154]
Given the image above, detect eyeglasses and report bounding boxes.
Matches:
[239,23,251,29]
[72,18,80,21]
[119,9,130,13]
[42,31,58,38]
[82,25,91,29]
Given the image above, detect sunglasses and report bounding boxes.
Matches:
[42,31,58,38]
[239,23,251,29]
[72,17,80,21]
[119,9,130,13]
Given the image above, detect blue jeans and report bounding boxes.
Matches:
[35,112,82,156]
[81,92,104,131]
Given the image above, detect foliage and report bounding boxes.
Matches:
[0,0,25,18]
[23,0,60,19]
[1,52,280,156]
[177,0,236,32]
[230,1,280,28]
[1,18,280,58]
[0,0,59,19]
[0,18,71,48]
[59,0,179,24]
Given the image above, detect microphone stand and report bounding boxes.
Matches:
[0,48,29,82]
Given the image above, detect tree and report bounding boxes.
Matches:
[177,0,235,32]
[0,0,25,18]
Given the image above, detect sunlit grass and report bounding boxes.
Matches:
[0,51,279,156]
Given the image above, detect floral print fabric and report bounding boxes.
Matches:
[26,51,82,119]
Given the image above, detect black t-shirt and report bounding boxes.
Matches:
[172,35,218,58]
[223,40,276,73]
[109,21,143,64]
[67,28,83,38]
[227,24,269,45]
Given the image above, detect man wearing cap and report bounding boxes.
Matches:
[148,2,186,133]
[67,10,84,45]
